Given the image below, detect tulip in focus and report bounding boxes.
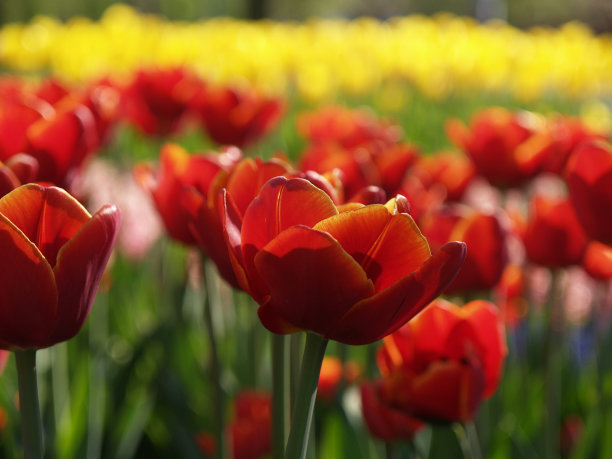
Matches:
[221,176,466,345]
[378,299,507,422]
[0,184,120,349]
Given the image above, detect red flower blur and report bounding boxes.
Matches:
[221,176,466,345]
[134,143,241,245]
[516,115,607,176]
[0,184,120,349]
[419,204,508,294]
[565,141,612,245]
[582,241,612,280]
[0,154,39,198]
[317,356,362,402]
[360,380,423,442]
[122,67,203,136]
[229,391,272,459]
[297,105,402,149]
[377,299,507,423]
[446,107,537,188]
[195,85,285,148]
[523,195,588,267]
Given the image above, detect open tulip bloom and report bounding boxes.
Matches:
[0,183,120,458]
[221,176,467,346]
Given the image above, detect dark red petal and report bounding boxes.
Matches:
[49,205,120,345]
[254,225,374,336]
[0,214,57,349]
[327,241,467,345]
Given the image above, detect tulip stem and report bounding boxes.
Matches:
[284,332,328,459]
[272,333,290,459]
[464,421,482,459]
[545,269,563,459]
[15,349,44,459]
[202,258,226,459]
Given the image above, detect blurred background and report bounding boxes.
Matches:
[2,0,612,30]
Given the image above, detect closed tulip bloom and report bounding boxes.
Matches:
[221,176,466,345]
[420,205,508,294]
[523,195,588,267]
[122,67,203,136]
[0,184,120,349]
[196,85,285,148]
[565,141,612,245]
[378,299,507,423]
[360,380,423,442]
[446,107,537,188]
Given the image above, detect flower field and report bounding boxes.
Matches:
[0,5,611,459]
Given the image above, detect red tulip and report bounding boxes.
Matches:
[297,105,401,149]
[419,205,508,294]
[27,95,99,189]
[0,184,120,349]
[523,195,588,267]
[378,299,507,422]
[229,391,272,459]
[410,151,476,202]
[317,356,343,402]
[221,176,466,345]
[516,115,607,176]
[565,141,612,245]
[446,107,537,188]
[360,380,423,442]
[134,143,241,246]
[196,85,285,148]
[122,67,203,136]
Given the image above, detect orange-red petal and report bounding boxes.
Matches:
[0,184,90,267]
[315,205,431,291]
[328,241,467,345]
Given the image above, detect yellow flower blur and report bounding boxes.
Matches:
[2,4,612,102]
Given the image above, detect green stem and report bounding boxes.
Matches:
[15,349,44,459]
[284,333,328,459]
[464,421,482,459]
[272,333,290,459]
[202,258,225,459]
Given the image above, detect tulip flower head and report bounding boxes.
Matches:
[377,299,507,423]
[221,176,466,345]
[0,184,120,349]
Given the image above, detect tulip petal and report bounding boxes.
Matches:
[0,214,57,349]
[254,225,375,336]
[328,241,467,345]
[459,301,507,397]
[0,184,91,267]
[315,206,431,291]
[50,205,120,344]
[241,177,338,299]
